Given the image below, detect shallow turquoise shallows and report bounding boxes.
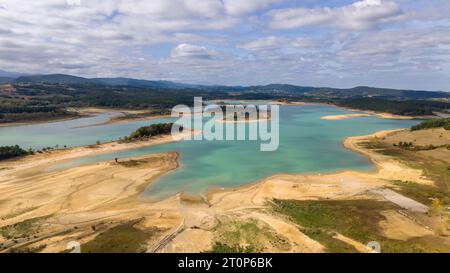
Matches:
[0,105,419,199]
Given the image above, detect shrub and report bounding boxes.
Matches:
[129,123,180,139]
[0,145,29,160]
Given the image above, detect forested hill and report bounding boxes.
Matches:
[2,73,449,101]
[11,74,205,90]
[337,98,450,116]
[238,85,450,100]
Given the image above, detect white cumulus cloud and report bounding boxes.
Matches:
[269,0,404,30]
[239,36,318,51]
[170,43,217,59]
[223,0,282,15]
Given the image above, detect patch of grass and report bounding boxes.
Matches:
[80,221,161,253]
[393,150,450,192]
[211,218,289,253]
[389,180,450,206]
[272,199,449,253]
[392,142,450,152]
[272,199,390,251]
[364,138,450,194]
[116,159,146,167]
[0,215,51,240]
[210,242,257,253]
[301,228,358,253]
[360,141,408,157]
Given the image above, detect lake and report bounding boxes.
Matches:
[0,105,419,199]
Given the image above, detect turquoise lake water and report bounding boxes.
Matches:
[0,112,175,150]
[0,105,419,199]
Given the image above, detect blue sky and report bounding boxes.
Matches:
[1,0,450,91]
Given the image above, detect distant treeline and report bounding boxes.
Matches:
[12,83,227,109]
[411,118,450,131]
[0,106,60,114]
[1,82,449,124]
[129,123,179,140]
[337,98,450,116]
[0,145,29,160]
[0,107,76,124]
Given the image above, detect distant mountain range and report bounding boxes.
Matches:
[7,74,203,89]
[0,77,14,84]
[0,69,27,78]
[1,73,449,101]
[0,70,27,84]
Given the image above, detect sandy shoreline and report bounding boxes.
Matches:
[66,107,173,127]
[0,130,194,181]
[102,114,171,126]
[0,130,197,252]
[1,125,437,253]
[0,107,127,128]
[0,114,88,128]
[321,113,372,120]
[276,101,423,120]
[0,107,171,128]
[343,130,432,185]
[321,111,418,121]
[1,105,443,252]
[205,128,433,205]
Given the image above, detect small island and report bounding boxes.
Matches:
[215,105,272,123]
[127,123,180,141]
